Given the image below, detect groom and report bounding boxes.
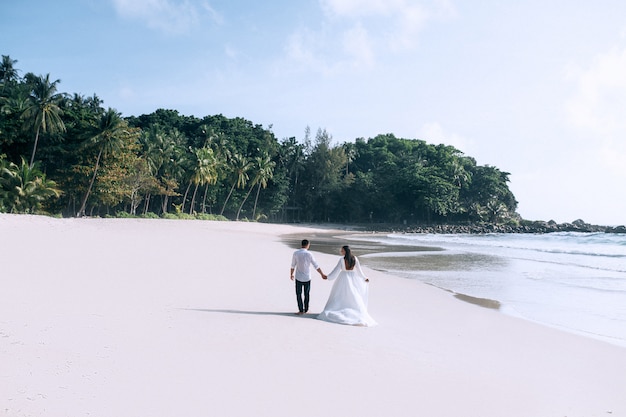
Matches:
[290,239,327,314]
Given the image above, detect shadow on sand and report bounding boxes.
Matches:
[180,308,320,319]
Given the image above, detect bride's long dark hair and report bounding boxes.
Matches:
[343,245,356,270]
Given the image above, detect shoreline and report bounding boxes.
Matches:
[280,229,626,348]
[286,219,626,234]
[280,231,503,311]
[2,214,625,417]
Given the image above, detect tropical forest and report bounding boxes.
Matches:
[0,54,519,226]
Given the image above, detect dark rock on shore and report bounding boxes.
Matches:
[354,219,621,234]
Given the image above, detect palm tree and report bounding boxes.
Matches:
[141,126,174,213]
[236,154,275,220]
[21,73,66,167]
[1,90,30,116]
[220,153,251,216]
[0,55,19,89]
[188,147,219,214]
[279,137,306,210]
[203,128,231,162]
[197,129,234,213]
[449,157,472,189]
[142,127,165,172]
[0,157,61,213]
[251,155,275,220]
[77,108,128,217]
[62,93,100,132]
[142,127,188,214]
[486,199,509,224]
[343,142,357,175]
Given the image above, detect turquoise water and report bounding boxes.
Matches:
[349,232,626,347]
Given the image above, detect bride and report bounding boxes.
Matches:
[317,245,377,327]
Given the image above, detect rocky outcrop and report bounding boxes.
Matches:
[606,225,626,234]
[357,219,620,234]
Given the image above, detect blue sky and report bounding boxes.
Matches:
[2,0,626,225]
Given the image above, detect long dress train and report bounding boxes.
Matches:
[317,256,377,327]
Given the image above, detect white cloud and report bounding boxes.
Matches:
[200,2,223,25]
[322,0,454,50]
[224,44,239,61]
[111,0,221,34]
[565,44,626,179]
[418,122,473,154]
[387,4,428,51]
[285,27,333,75]
[284,0,454,75]
[118,86,136,101]
[320,0,455,19]
[320,0,402,17]
[597,140,626,178]
[283,23,372,75]
[341,23,375,68]
[566,45,626,134]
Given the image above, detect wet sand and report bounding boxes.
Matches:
[281,231,502,309]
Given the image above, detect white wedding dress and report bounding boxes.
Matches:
[317,256,377,327]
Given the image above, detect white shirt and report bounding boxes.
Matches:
[291,248,320,282]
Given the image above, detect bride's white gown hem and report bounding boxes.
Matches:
[317,257,377,327]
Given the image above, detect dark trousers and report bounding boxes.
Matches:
[295,279,311,312]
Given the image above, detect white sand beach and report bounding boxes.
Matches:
[1,214,625,417]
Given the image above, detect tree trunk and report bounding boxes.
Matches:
[252,183,262,220]
[77,146,103,217]
[201,183,210,214]
[189,183,199,215]
[143,193,151,215]
[29,127,41,168]
[130,187,140,215]
[181,181,192,213]
[236,184,255,221]
[161,194,169,214]
[220,182,237,216]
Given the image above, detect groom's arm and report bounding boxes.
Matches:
[310,254,326,279]
[316,267,327,280]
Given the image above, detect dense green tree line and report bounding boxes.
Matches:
[0,55,518,224]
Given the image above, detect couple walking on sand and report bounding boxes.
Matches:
[290,239,377,327]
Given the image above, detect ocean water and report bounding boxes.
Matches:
[348,232,626,347]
